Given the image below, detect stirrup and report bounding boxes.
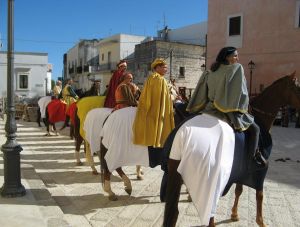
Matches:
[254,151,268,167]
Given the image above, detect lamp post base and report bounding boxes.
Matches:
[1,143,26,197]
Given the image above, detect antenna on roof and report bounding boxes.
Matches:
[163,12,166,28]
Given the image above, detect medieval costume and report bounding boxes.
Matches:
[104,60,127,108]
[187,63,253,131]
[62,84,78,111]
[53,81,62,99]
[114,82,138,110]
[133,58,174,148]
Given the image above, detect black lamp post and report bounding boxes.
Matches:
[248,60,255,96]
[1,0,26,197]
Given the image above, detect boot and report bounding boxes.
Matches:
[248,150,268,172]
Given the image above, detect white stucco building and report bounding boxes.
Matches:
[0,51,51,98]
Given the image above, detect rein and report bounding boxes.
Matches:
[250,106,277,118]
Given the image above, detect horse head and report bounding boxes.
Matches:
[251,71,300,130]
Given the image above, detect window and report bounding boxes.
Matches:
[101,53,104,61]
[179,67,185,77]
[19,74,28,89]
[229,16,241,36]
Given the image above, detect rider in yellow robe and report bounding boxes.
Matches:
[133,58,174,148]
[62,79,78,111]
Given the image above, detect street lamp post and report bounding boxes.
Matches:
[1,0,26,197]
[248,60,255,96]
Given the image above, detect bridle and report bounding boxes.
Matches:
[250,105,277,118]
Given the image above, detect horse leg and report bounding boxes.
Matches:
[37,107,42,127]
[75,135,83,166]
[136,165,144,180]
[256,190,266,227]
[163,159,182,227]
[52,123,59,136]
[231,183,243,221]
[70,123,74,139]
[115,167,132,195]
[100,141,117,201]
[85,141,98,175]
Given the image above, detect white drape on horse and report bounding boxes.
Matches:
[83,107,113,155]
[169,113,235,226]
[101,107,149,172]
[38,96,52,118]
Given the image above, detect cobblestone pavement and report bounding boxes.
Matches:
[0,118,300,227]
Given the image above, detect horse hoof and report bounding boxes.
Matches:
[187,194,192,202]
[137,175,144,180]
[125,188,132,195]
[231,214,239,221]
[92,170,99,175]
[76,161,83,166]
[108,194,118,201]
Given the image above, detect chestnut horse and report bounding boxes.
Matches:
[163,72,300,227]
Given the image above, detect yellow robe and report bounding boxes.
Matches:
[133,72,175,148]
[76,96,106,139]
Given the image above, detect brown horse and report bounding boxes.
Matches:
[163,72,300,227]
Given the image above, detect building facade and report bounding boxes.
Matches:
[134,40,206,98]
[97,34,147,90]
[64,39,100,91]
[0,51,50,98]
[207,0,300,95]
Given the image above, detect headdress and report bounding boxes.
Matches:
[151,58,167,70]
[117,60,127,68]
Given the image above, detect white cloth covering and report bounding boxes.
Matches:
[83,107,113,155]
[101,107,149,172]
[169,113,235,226]
[37,96,52,118]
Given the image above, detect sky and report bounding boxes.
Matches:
[0,0,208,80]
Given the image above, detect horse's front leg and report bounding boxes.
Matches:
[163,159,182,227]
[74,135,83,166]
[256,190,266,227]
[100,141,117,201]
[231,183,243,221]
[85,141,98,175]
[115,167,132,195]
[136,165,144,180]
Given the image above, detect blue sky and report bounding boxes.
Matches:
[0,0,208,80]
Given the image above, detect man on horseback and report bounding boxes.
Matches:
[104,60,127,108]
[114,72,139,110]
[187,46,267,170]
[52,80,62,99]
[60,78,79,130]
[133,58,175,166]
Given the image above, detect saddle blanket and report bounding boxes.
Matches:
[83,107,113,155]
[101,107,149,172]
[169,113,235,226]
[38,96,51,118]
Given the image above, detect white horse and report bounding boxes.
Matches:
[83,107,145,200]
